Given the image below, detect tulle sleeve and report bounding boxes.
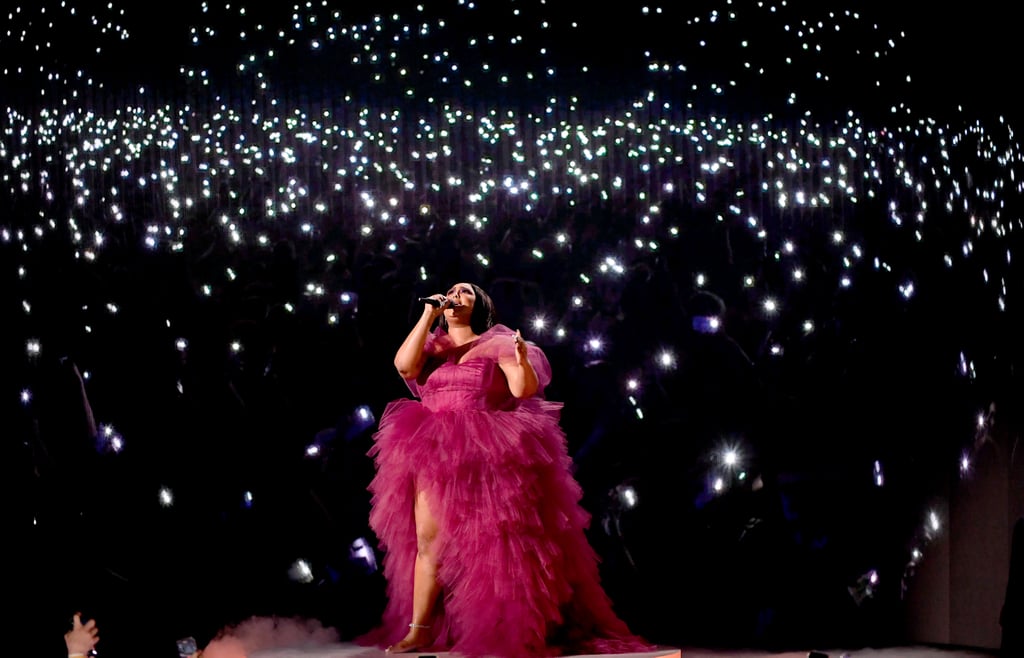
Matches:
[402,326,447,398]
[476,324,553,397]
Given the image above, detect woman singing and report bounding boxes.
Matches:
[357,282,652,657]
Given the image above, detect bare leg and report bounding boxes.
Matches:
[387,489,441,653]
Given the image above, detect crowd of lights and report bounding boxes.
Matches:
[2,0,1021,610]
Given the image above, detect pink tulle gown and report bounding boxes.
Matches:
[356,324,653,658]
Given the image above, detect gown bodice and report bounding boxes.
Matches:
[417,354,518,412]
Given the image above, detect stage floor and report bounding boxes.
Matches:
[671,648,998,657]
[247,647,679,658]
[245,643,998,657]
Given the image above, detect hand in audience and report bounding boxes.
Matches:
[65,613,99,657]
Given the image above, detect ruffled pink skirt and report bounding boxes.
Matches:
[356,396,652,658]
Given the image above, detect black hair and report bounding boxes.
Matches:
[439,283,497,334]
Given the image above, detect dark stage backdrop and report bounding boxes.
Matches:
[1,2,1020,656]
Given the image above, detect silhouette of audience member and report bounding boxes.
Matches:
[1002,516,1023,656]
[658,290,760,460]
[631,288,764,502]
[640,290,781,646]
[65,613,100,658]
[34,357,99,467]
[27,357,102,537]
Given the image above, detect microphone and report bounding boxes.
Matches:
[418,297,462,308]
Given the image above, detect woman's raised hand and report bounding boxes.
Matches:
[513,329,528,365]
